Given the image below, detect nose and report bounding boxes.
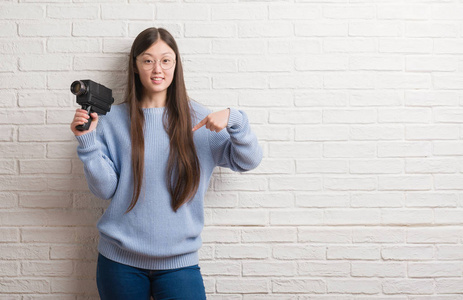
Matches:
[152,60,163,73]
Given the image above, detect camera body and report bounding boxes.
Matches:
[71,80,114,131]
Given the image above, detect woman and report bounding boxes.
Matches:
[71,27,262,299]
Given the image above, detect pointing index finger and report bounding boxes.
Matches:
[192,117,207,132]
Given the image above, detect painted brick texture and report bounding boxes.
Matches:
[1,0,463,298]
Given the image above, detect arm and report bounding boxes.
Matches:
[74,116,119,200]
[207,108,263,172]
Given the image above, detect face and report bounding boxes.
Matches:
[135,40,176,100]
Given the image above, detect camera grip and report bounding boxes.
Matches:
[76,117,92,131]
[76,106,93,132]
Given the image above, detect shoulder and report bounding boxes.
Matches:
[189,98,211,123]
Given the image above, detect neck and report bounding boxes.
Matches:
[141,91,167,108]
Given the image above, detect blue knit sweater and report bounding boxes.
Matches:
[75,100,262,270]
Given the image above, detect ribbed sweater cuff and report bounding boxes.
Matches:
[75,130,97,149]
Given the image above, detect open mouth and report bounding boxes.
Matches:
[151,77,164,83]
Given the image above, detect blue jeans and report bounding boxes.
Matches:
[96,253,206,300]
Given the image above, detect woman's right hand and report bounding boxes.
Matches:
[71,108,99,136]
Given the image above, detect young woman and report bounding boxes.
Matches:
[71,27,262,299]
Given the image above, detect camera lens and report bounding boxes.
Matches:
[70,80,87,96]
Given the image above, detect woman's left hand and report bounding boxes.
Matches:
[192,108,230,132]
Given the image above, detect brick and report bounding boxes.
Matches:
[269,176,321,191]
[0,244,49,260]
[406,158,458,174]
[382,246,434,260]
[350,91,403,106]
[213,39,266,55]
[269,142,321,158]
[351,192,403,208]
[407,56,457,71]
[0,91,16,107]
[19,126,74,142]
[324,5,375,19]
[102,4,154,20]
[383,279,434,294]
[128,23,181,38]
[239,22,292,38]
[296,55,347,71]
[295,22,347,37]
[0,4,44,19]
[352,262,405,277]
[325,73,374,89]
[214,176,266,192]
[350,159,403,174]
[296,125,348,141]
[0,21,16,37]
[0,192,18,208]
[20,54,71,71]
[327,246,380,260]
[0,228,19,242]
[212,4,266,20]
[243,262,296,276]
[325,209,380,225]
[211,209,267,226]
[436,279,463,293]
[0,279,49,293]
[242,228,297,243]
[406,125,459,140]
[269,4,320,20]
[270,210,323,225]
[0,261,19,276]
[437,245,463,260]
[19,22,70,37]
[406,91,459,106]
[431,4,463,20]
[252,125,292,141]
[186,23,235,38]
[184,57,237,73]
[324,109,376,124]
[272,74,323,89]
[50,245,97,260]
[350,21,401,37]
[296,160,348,174]
[378,108,432,123]
[272,279,325,293]
[327,279,381,294]
[239,192,293,208]
[215,245,269,259]
[22,261,73,276]
[200,261,241,276]
[273,244,325,260]
[298,261,350,277]
[409,262,462,278]
[324,38,377,53]
[0,109,44,125]
[73,21,126,37]
[299,227,351,243]
[434,209,463,224]
[0,126,14,142]
[377,4,429,20]
[380,38,433,53]
[20,192,72,208]
[296,91,348,107]
[382,209,433,225]
[0,39,44,54]
[204,192,238,208]
[0,55,16,72]
[324,176,376,191]
[353,227,405,243]
[435,39,463,54]
[350,55,403,71]
[51,278,97,294]
[0,143,45,159]
[324,143,376,158]
[213,74,267,89]
[47,5,98,19]
[296,193,348,208]
[0,160,15,175]
[240,57,292,72]
[19,91,71,108]
[406,192,457,208]
[378,141,432,158]
[0,73,47,89]
[377,73,431,89]
[202,227,240,243]
[216,279,268,294]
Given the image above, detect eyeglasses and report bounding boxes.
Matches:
[137,57,176,70]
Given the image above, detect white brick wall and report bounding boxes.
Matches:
[1,0,463,298]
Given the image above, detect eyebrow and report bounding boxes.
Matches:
[142,52,174,56]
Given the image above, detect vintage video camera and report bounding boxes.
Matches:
[70,80,114,131]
